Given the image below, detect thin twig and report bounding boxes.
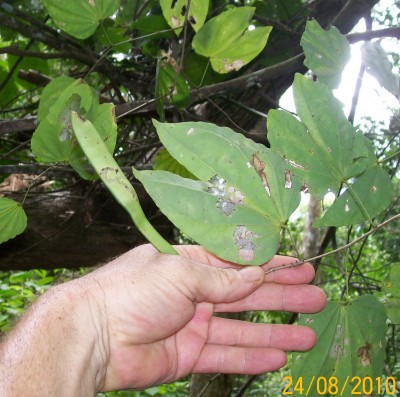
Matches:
[265,214,400,274]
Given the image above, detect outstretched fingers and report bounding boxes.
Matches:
[193,345,287,375]
[214,283,326,313]
[207,318,316,351]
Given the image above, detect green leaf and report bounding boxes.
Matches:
[361,41,400,100]
[293,296,387,396]
[314,165,394,227]
[160,0,209,35]
[70,112,176,255]
[134,120,301,265]
[153,148,196,179]
[31,78,117,180]
[192,7,272,74]
[37,76,76,122]
[42,0,120,39]
[0,198,27,244]
[301,19,350,89]
[382,265,400,324]
[269,74,369,198]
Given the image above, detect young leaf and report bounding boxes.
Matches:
[42,0,120,39]
[361,41,400,100]
[160,0,209,35]
[269,74,369,198]
[134,120,302,265]
[0,198,27,244]
[192,7,272,74]
[70,112,176,255]
[293,296,387,396]
[301,19,350,89]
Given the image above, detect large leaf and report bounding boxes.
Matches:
[361,41,400,100]
[0,198,27,244]
[160,0,209,35]
[192,7,272,74]
[293,295,387,397]
[301,20,350,89]
[313,165,393,227]
[42,0,120,39]
[269,74,369,198]
[133,120,301,265]
[31,78,117,180]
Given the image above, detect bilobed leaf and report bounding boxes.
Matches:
[269,74,369,198]
[0,198,27,244]
[31,78,117,180]
[382,265,400,324]
[134,120,301,265]
[42,0,120,39]
[160,0,209,35]
[301,19,350,89]
[293,296,387,397]
[192,7,272,74]
[361,41,400,100]
[313,165,393,227]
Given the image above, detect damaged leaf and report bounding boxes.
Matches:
[160,0,209,35]
[269,74,369,199]
[293,295,387,397]
[268,74,392,226]
[192,6,272,74]
[133,120,301,265]
[31,78,117,180]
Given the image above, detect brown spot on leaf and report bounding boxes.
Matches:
[284,169,293,189]
[357,343,372,367]
[250,153,271,196]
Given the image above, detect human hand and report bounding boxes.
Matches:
[82,244,326,391]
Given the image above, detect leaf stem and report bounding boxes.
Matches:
[344,181,374,225]
[265,213,400,274]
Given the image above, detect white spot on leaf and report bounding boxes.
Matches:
[234,225,259,261]
[187,127,194,135]
[223,59,245,73]
[284,170,293,189]
[170,16,182,29]
[88,0,95,5]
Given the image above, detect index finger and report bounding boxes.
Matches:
[176,245,315,285]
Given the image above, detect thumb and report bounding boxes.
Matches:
[180,260,265,304]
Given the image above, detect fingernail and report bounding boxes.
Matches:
[239,266,263,282]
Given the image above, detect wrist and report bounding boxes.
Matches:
[0,277,109,396]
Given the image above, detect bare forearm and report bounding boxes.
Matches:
[0,280,108,397]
